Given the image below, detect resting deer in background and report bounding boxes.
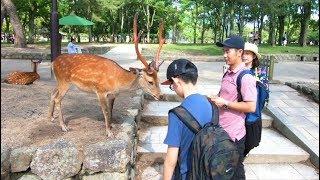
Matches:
[3,59,42,85]
[48,14,165,137]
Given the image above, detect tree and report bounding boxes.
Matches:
[2,0,26,47]
[298,0,312,46]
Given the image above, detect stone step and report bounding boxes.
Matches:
[135,161,319,180]
[137,126,309,164]
[141,101,273,128]
[159,84,221,102]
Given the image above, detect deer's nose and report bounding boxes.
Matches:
[159,94,164,100]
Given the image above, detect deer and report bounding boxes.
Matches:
[3,59,42,85]
[48,14,165,137]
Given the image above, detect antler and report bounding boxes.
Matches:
[133,13,149,69]
[153,19,165,71]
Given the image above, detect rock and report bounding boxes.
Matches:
[16,173,41,180]
[1,145,10,179]
[301,86,311,94]
[30,139,82,180]
[81,170,129,180]
[113,90,144,123]
[312,90,319,102]
[82,139,131,174]
[10,146,37,172]
[141,164,163,180]
[115,123,135,141]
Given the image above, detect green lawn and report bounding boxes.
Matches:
[157,43,319,56]
[2,42,319,55]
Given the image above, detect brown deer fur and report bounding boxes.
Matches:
[3,60,41,85]
[48,14,165,137]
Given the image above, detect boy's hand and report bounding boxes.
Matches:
[211,96,228,108]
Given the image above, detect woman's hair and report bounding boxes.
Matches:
[70,37,75,42]
[251,56,260,70]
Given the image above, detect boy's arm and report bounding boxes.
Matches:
[211,97,256,113]
[163,146,179,180]
[211,74,257,113]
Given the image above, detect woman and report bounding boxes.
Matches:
[67,37,82,54]
[242,42,261,74]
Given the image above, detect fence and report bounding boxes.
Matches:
[260,55,275,81]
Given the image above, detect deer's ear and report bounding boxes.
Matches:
[129,67,141,74]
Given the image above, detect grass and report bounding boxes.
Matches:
[157,43,319,56]
[2,42,319,55]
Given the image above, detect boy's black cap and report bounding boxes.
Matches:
[216,35,244,49]
[161,59,198,85]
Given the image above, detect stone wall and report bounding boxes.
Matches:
[285,82,319,103]
[269,54,319,62]
[1,90,145,180]
[1,46,112,61]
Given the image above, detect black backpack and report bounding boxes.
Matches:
[169,99,239,180]
[236,69,269,156]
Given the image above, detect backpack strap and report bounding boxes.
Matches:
[236,69,252,102]
[207,97,220,126]
[169,99,219,134]
[218,71,228,96]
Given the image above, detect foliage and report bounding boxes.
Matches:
[1,0,319,46]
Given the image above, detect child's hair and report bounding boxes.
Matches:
[176,63,198,85]
[70,37,75,42]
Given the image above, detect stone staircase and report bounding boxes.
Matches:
[135,85,318,180]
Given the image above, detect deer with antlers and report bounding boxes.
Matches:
[48,14,165,137]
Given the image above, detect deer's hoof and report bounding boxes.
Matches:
[61,126,69,132]
[50,117,55,122]
[106,130,114,138]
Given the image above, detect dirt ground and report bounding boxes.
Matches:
[1,80,125,150]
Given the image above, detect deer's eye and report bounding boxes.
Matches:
[148,81,154,85]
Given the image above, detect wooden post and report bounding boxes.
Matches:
[269,55,275,81]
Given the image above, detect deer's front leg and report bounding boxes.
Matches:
[48,88,58,122]
[55,84,70,132]
[107,94,116,121]
[97,92,113,138]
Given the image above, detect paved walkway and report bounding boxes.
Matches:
[267,84,319,168]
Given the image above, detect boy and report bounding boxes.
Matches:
[161,59,213,180]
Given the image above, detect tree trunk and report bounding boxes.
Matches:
[28,9,35,44]
[268,14,276,46]
[258,14,264,44]
[2,0,26,47]
[277,15,285,45]
[229,3,235,35]
[120,7,124,33]
[193,0,198,44]
[88,5,92,42]
[236,3,245,36]
[299,1,311,46]
[143,5,155,43]
[172,7,178,44]
[200,17,205,44]
[1,2,6,29]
